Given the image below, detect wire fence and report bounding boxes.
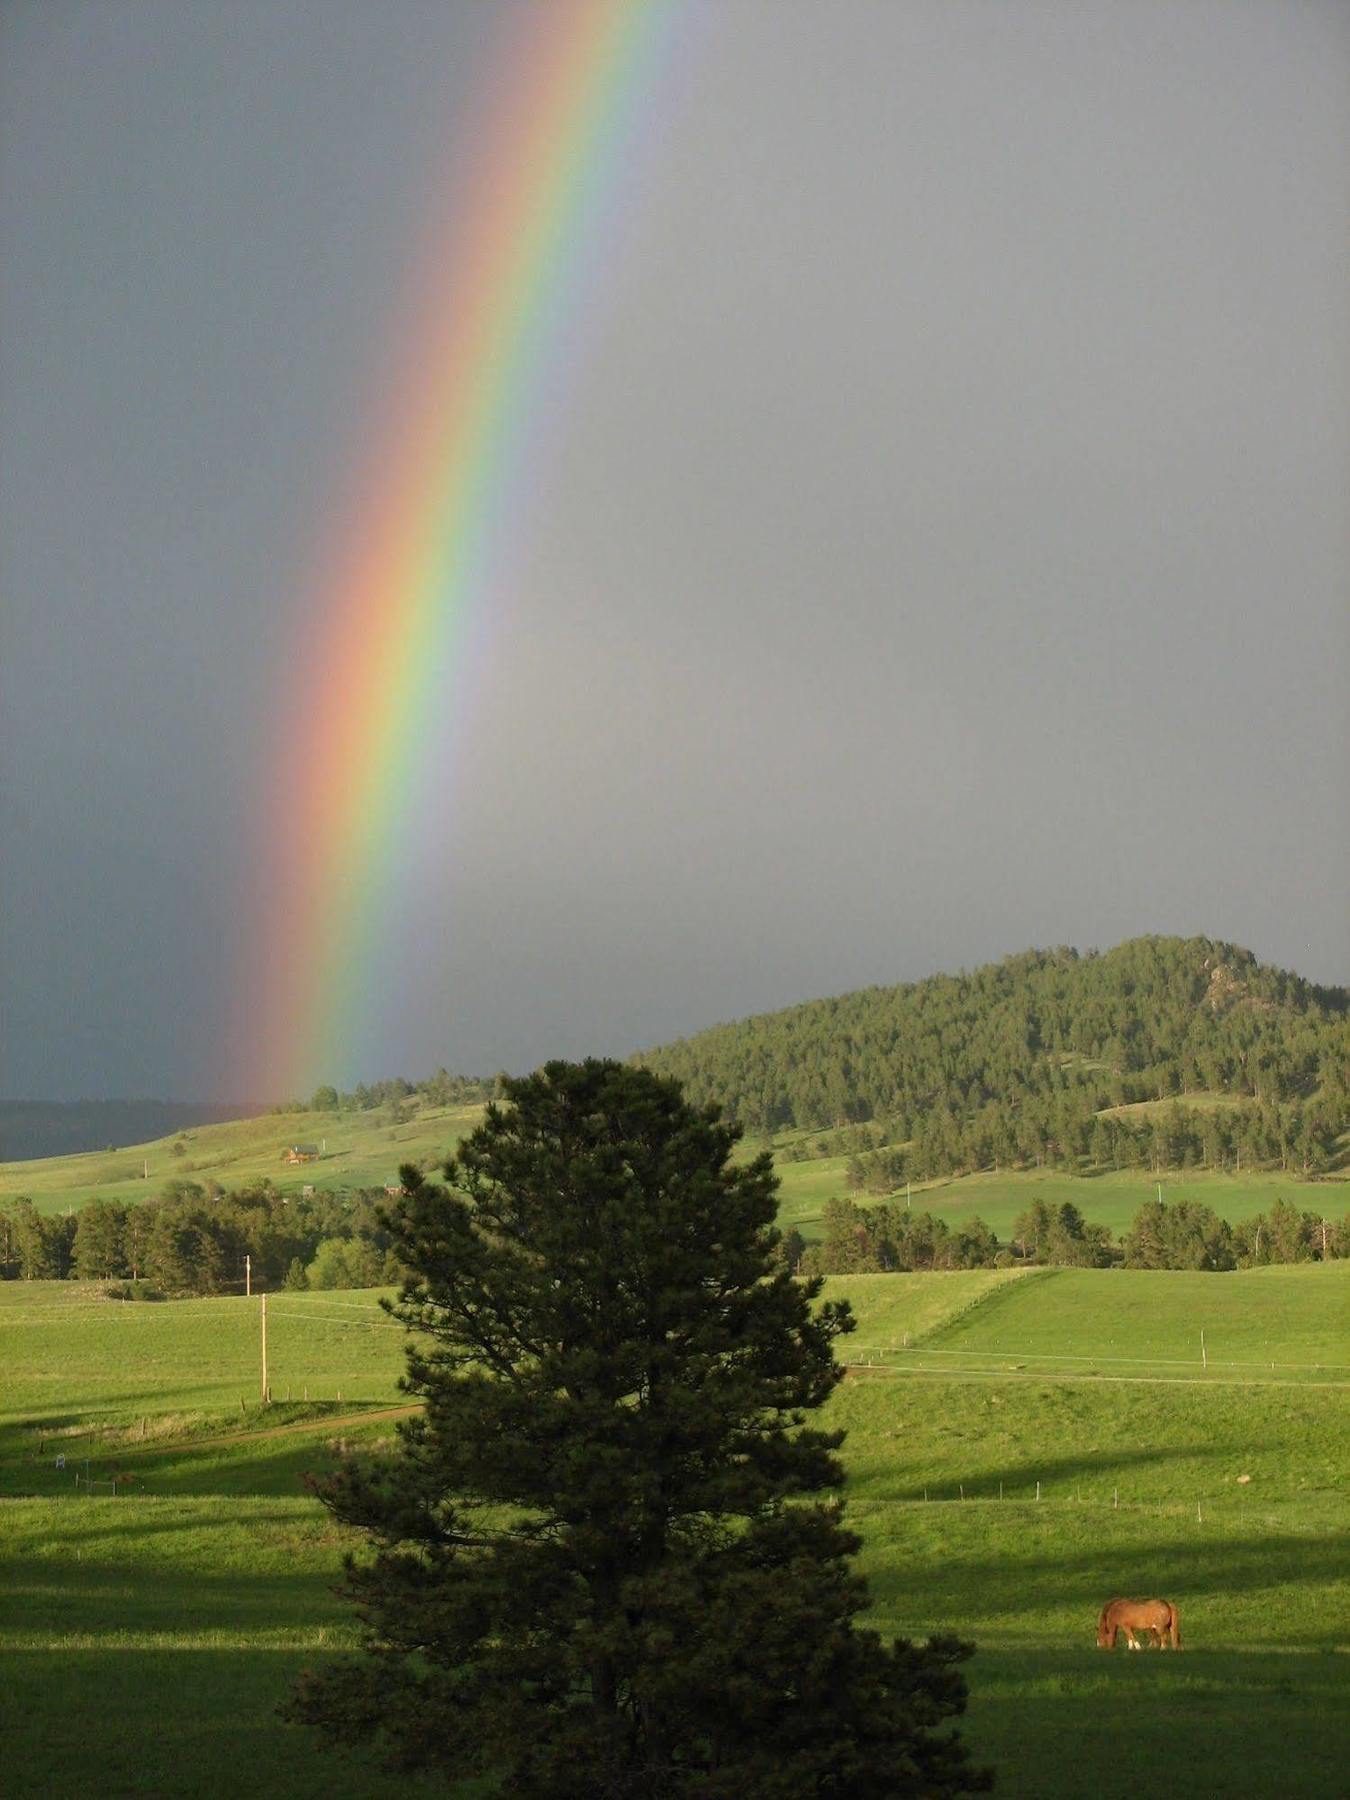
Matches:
[842,1340,1350,1379]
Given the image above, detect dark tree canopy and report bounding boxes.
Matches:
[289,1059,988,1797]
[635,936,1350,1179]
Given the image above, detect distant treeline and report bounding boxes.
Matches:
[277,1068,498,1116]
[793,1194,1350,1278]
[637,936,1349,1179]
[5,1180,1347,1293]
[832,1097,1339,1189]
[0,1181,417,1293]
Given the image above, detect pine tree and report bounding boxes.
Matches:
[289,1059,987,1797]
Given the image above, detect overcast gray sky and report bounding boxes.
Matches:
[3,0,1347,1101]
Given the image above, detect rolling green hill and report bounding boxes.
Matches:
[0,1099,485,1217]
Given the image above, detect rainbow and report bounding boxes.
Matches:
[232,0,684,1099]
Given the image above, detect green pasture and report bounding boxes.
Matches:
[1,1102,484,1215]
[770,1153,858,1232]
[773,1159,1346,1244]
[829,1260,1350,1382]
[0,1284,406,1436]
[1,1267,1347,1796]
[0,1490,437,1800]
[833,1364,1349,1795]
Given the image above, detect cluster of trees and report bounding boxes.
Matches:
[637,937,1349,1178]
[798,1198,1106,1275]
[841,1093,1340,1185]
[799,1194,1350,1277]
[794,1200,1001,1275]
[0,1183,406,1293]
[274,1068,499,1117]
[1123,1195,1348,1270]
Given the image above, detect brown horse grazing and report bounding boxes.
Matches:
[1096,1598,1181,1651]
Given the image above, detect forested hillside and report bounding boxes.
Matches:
[635,937,1349,1179]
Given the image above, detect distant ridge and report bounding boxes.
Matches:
[633,935,1349,1160]
[0,1100,269,1163]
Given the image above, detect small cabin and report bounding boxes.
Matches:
[285,1143,320,1165]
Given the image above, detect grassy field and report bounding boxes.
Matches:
[0,1283,422,1798]
[830,1260,1350,1380]
[2,1263,1346,1797]
[1,1101,486,1214]
[0,1282,406,1450]
[773,1159,1347,1244]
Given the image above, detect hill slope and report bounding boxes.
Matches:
[0,1100,276,1163]
[0,1100,485,1217]
[635,936,1348,1177]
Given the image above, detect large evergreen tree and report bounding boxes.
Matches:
[289,1059,987,1797]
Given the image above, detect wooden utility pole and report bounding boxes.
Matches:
[261,1293,269,1402]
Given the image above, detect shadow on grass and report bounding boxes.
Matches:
[848,1440,1241,1501]
[2,1643,441,1800]
[0,1497,357,1570]
[960,1646,1349,1800]
[0,1539,356,1638]
[0,1402,404,1497]
[859,1529,1350,1650]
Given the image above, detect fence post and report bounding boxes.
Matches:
[1036,1480,1041,1501]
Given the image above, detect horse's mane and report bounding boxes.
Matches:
[1097,1599,1118,1630]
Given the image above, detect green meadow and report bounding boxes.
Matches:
[772,1158,1345,1244]
[2,1265,1346,1796]
[1,1102,486,1215]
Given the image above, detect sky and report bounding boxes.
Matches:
[2,0,1347,1103]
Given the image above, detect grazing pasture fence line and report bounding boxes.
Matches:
[846,1489,1265,1523]
[841,1341,1350,1379]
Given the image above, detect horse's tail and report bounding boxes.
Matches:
[1169,1603,1181,1650]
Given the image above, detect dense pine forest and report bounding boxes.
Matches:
[635,936,1349,1179]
